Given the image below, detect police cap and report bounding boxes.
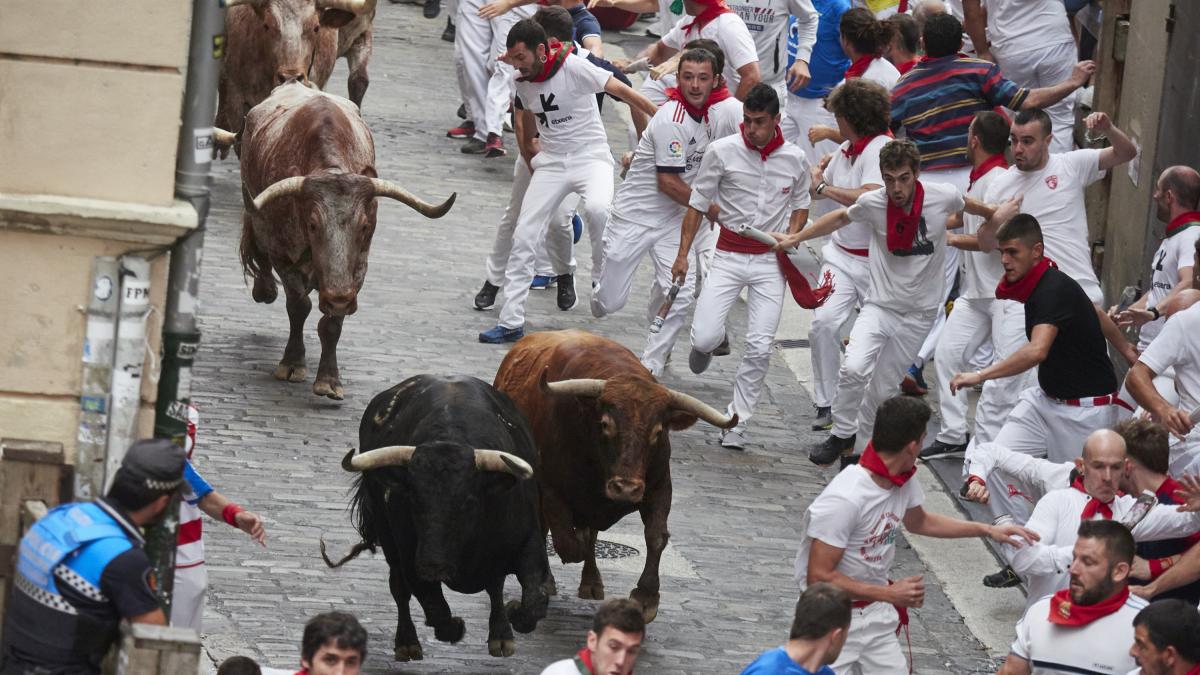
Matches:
[119,438,186,492]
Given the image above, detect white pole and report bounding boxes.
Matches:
[103,257,152,491]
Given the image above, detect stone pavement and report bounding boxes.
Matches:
[191,5,1000,672]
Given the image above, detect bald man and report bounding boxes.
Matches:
[1004,429,1200,604]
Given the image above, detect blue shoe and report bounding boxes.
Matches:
[530,275,555,290]
[571,212,583,244]
[901,364,929,396]
[479,325,525,344]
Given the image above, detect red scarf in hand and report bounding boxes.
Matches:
[1048,586,1129,627]
[860,441,917,487]
[740,123,784,162]
[682,0,733,34]
[968,154,1009,191]
[843,131,893,159]
[715,231,836,309]
[844,55,874,80]
[995,256,1055,303]
[1071,475,1114,520]
[519,42,573,83]
[885,181,924,253]
[1167,211,1200,238]
[665,87,709,120]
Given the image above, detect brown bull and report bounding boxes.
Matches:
[493,329,736,622]
[237,83,455,399]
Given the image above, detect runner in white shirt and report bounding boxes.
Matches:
[1128,600,1200,675]
[728,0,818,102]
[1112,166,1200,351]
[479,19,657,343]
[591,48,722,376]
[795,396,1035,674]
[983,109,1139,306]
[1128,299,1200,476]
[803,78,889,431]
[961,441,1075,531]
[449,0,534,156]
[1000,520,1147,675]
[638,39,747,140]
[633,0,762,100]
[676,84,813,449]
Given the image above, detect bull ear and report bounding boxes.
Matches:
[667,411,698,431]
[320,8,356,27]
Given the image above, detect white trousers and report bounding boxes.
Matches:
[832,304,938,440]
[829,602,908,675]
[592,213,697,376]
[994,40,1078,153]
[913,166,969,365]
[993,387,1132,464]
[934,297,1032,445]
[170,563,208,633]
[485,159,575,286]
[691,250,785,426]
[498,151,613,328]
[809,243,871,408]
[454,0,528,140]
[782,95,839,167]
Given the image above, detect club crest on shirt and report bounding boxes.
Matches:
[1045,175,1059,190]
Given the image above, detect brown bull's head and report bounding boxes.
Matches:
[225,0,364,87]
[245,174,455,316]
[540,371,736,503]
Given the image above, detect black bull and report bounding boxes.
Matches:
[320,375,549,660]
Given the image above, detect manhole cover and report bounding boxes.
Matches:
[775,338,810,349]
[545,537,640,560]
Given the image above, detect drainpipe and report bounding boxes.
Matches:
[147,0,226,618]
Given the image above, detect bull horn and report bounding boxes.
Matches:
[221,0,261,8]
[474,450,534,480]
[341,445,417,472]
[540,372,606,399]
[252,176,306,211]
[370,179,457,219]
[668,389,739,429]
[213,128,237,150]
[318,0,368,11]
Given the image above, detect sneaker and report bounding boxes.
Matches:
[571,212,583,244]
[900,364,928,396]
[530,275,555,290]
[983,566,1022,589]
[812,406,832,431]
[447,121,475,139]
[484,133,506,158]
[712,334,731,356]
[808,434,855,466]
[920,438,969,461]
[839,454,861,471]
[688,348,713,374]
[456,103,467,120]
[474,281,499,311]
[423,0,440,19]
[479,325,525,344]
[460,137,486,154]
[719,426,748,450]
[441,17,455,42]
[556,274,576,310]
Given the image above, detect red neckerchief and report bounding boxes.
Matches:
[665,87,710,120]
[682,0,733,35]
[519,42,573,83]
[995,256,1056,303]
[859,441,917,487]
[1167,211,1200,238]
[708,83,733,105]
[294,670,308,675]
[896,58,920,75]
[740,123,784,162]
[844,54,874,79]
[842,130,893,159]
[1048,586,1129,627]
[884,181,924,253]
[1071,476,1114,520]
[573,647,599,674]
[968,154,1009,191]
[1187,665,1200,675]
[1157,476,1183,502]
[715,230,836,309]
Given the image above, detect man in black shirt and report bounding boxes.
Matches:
[949,214,1133,466]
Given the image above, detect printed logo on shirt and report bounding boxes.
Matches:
[1154,249,1166,272]
[781,186,791,194]
[1045,175,1059,190]
[733,5,776,28]
[860,512,903,562]
[891,216,935,257]
[668,139,683,157]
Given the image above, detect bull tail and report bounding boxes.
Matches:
[347,473,385,551]
[238,213,265,282]
[319,537,375,568]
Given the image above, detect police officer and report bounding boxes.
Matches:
[1,438,186,675]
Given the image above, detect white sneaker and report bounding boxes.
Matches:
[719,426,748,450]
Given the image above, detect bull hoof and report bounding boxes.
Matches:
[251,275,277,304]
[394,643,423,662]
[487,639,516,657]
[505,600,538,634]
[274,363,307,382]
[434,617,466,644]
[543,574,558,596]
[313,378,344,400]
[578,580,605,600]
[630,588,660,624]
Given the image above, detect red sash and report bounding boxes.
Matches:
[1048,586,1129,627]
[860,441,917,487]
[884,181,924,253]
[1167,211,1200,238]
[995,256,1055,303]
[519,43,573,83]
[682,0,733,34]
[844,55,874,80]
[843,131,893,159]
[715,229,835,309]
[968,154,1009,191]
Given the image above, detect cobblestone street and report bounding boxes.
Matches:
[192,5,1001,672]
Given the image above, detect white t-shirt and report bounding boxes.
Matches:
[662,13,760,92]
[1138,225,1200,347]
[612,100,712,227]
[540,659,583,675]
[960,165,1008,299]
[1011,593,1145,675]
[514,52,612,157]
[986,150,1107,290]
[847,181,965,313]
[689,133,812,235]
[985,0,1075,58]
[729,0,818,90]
[640,75,744,139]
[794,463,924,590]
[838,57,901,91]
[819,134,888,249]
[1140,303,1200,415]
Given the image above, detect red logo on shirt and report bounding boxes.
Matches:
[782,186,791,194]
[1045,175,1059,190]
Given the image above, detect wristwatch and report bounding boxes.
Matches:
[1148,306,1161,320]
[815,181,828,196]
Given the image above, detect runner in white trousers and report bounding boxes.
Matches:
[452,0,534,155]
[676,84,811,449]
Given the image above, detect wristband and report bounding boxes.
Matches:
[815,181,827,196]
[1148,306,1160,321]
[1149,556,1175,579]
[222,503,244,527]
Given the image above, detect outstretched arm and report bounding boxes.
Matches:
[605,76,658,117]
[903,505,1039,545]
[1084,112,1139,171]
[772,208,851,249]
[1021,61,1094,110]
[951,323,1055,394]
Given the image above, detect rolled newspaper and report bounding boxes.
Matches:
[735,225,824,287]
[650,279,683,333]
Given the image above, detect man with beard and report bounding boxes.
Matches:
[591,47,722,376]
[740,583,851,674]
[479,19,656,343]
[541,599,645,675]
[1,439,186,675]
[999,520,1145,675]
[1130,600,1200,675]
